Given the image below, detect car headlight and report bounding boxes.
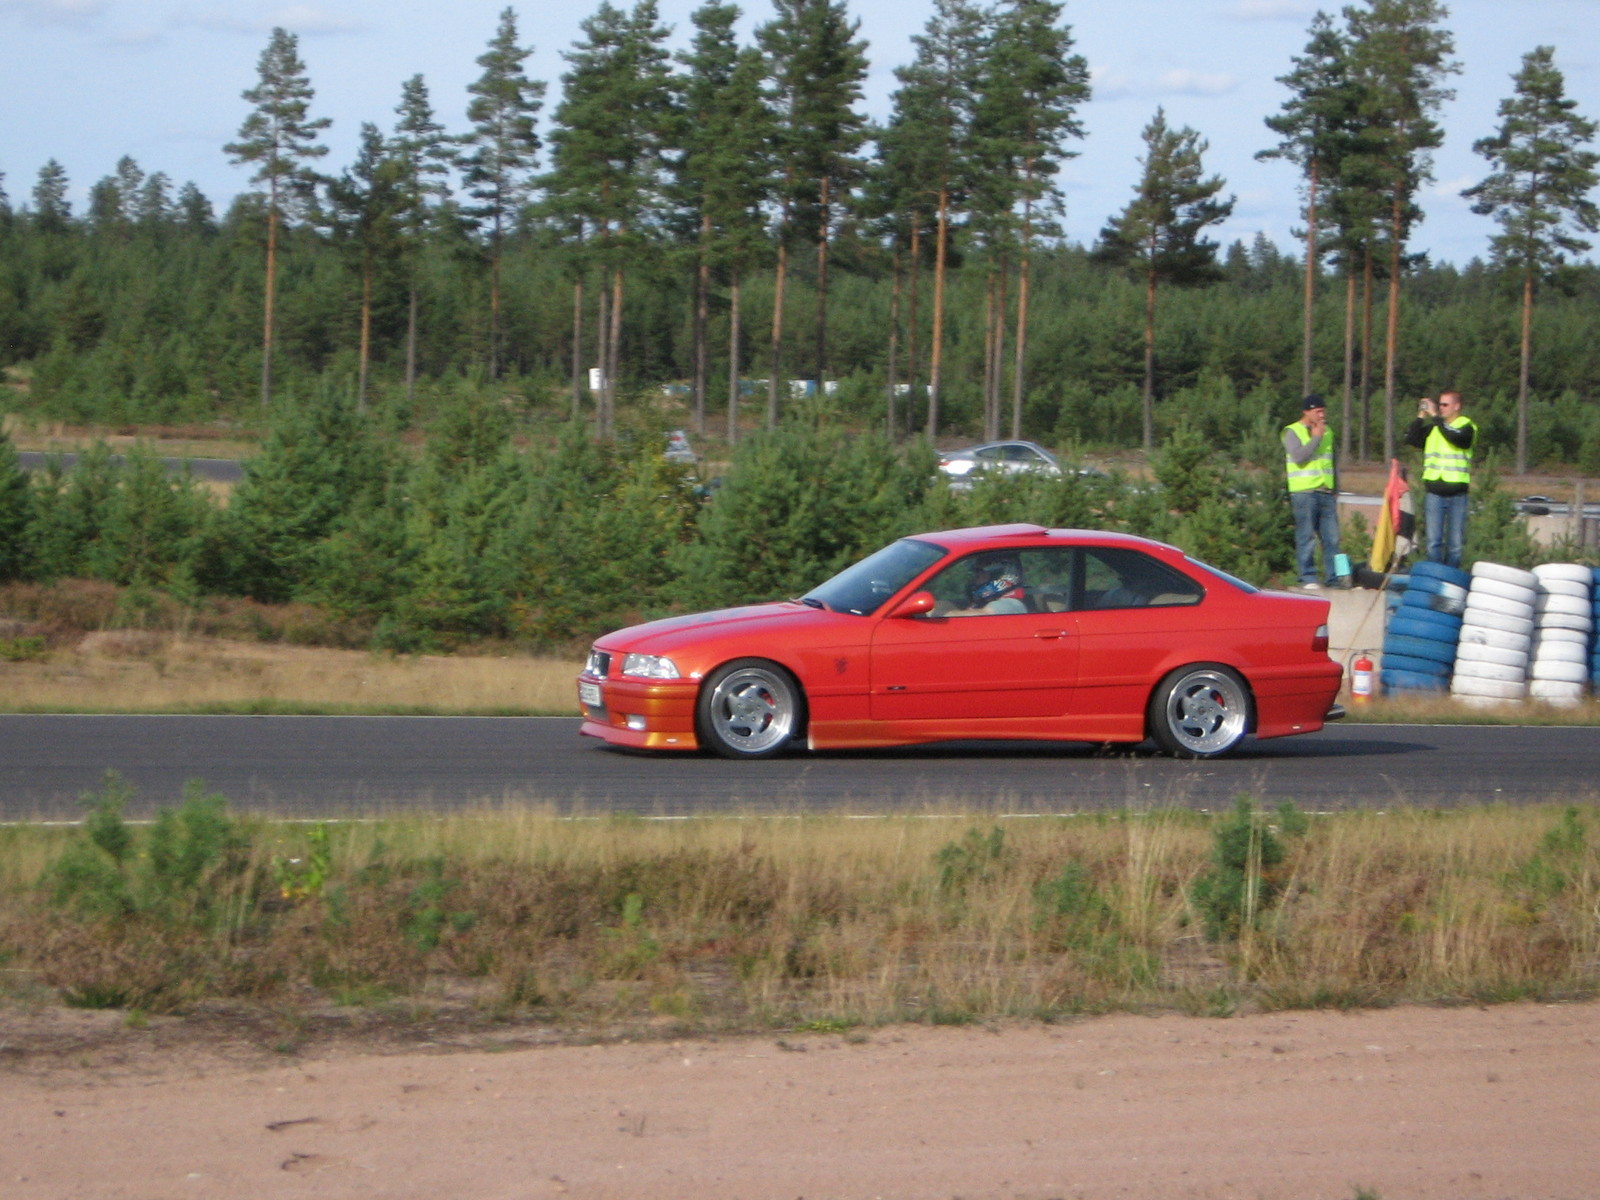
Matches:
[622,653,681,679]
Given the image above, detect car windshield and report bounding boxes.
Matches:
[802,538,948,616]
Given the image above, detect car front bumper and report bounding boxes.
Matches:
[577,674,700,750]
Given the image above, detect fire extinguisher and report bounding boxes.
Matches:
[1348,650,1375,702]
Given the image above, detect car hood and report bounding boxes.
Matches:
[594,601,847,654]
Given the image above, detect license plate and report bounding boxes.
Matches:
[579,681,602,707]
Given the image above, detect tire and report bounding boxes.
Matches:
[1534,626,1589,648]
[1529,679,1585,705]
[1455,642,1529,669]
[1404,576,1469,614]
[1533,562,1592,587]
[1538,610,1594,634]
[1537,577,1591,601]
[1530,659,1587,684]
[1531,641,1587,666]
[1535,592,1589,618]
[1411,561,1472,588]
[1388,611,1462,641]
[1460,605,1535,637]
[1147,664,1252,759]
[1381,668,1448,692]
[1380,652,1451,677]
[1451,675,1527,700]
[1382,632,1458,664]
[1452,657,1526,683]
[695,659,806,759]
[1472,561,1537,588]
[1458,624,1532,653]
[1468,576,1538,606]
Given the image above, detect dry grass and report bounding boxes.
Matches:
[0,632,581,714]
[3,800,1595,1031]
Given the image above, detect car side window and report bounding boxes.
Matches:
[1081,548,1203,610]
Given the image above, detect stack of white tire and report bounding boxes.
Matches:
[1528,563,1593,706]
[1452,562,1537,704]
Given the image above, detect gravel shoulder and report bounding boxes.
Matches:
[4,999,1598,1199]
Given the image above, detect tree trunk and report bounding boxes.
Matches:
[260,202,278,410]
[727,271,742,445]
[595,276,609,438]
[1382,190,1403,463]
[982,271,997,441]
[815,175,830,390]
[571,275,584,421]
[1301,161,1319,398]
[1341,267,1355,464]
[1142,266,1158,452]
[357,265,372,415]
[693,212,712,436]
[1011,185,1035,444]
[886,248,902,439]
[406,283,420,410]
[907,223,922,438]
[1518,269,1533,475]
[488,222,502,380]
[767,238,788,429]
[1360,250,1374,463]
[607,264,624,439]
[927,188,950,440]
[995,259,1011,439]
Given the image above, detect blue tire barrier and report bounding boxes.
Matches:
[1411,561,1472,589]
[1388,612,1463,641]
[1380,652,1452,677]
[1381,667,1449,692]
[1397,592,1466,623]
[1382,633,1458,665]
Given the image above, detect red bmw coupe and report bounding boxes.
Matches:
[577,524,1343,759]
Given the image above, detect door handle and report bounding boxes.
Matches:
[1033,629,1069,639]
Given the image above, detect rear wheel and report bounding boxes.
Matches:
[696,659,805,759]
[1148,664,1252,759]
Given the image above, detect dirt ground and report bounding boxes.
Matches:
[3,999,1598,1200]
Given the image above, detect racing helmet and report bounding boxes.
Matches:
[969,555,1024,606]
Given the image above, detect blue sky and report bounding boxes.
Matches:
[2,0,1597,266]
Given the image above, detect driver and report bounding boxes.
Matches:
[946,554,1028,616]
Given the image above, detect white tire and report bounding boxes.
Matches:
[1534,626,1590,648]
[1469,576,1539,606]
[1460,606,1535,637]
[1456,642,1530,668]
[1465,590,1537,618]
[1452,657,1527,683]
[1473,561,1538,588]
[1533,563,1592,586]
[1458,625,1532,653]
[1530,659,1587,684]
[1535,592,1589,617]
[1451,675,1528,700]
[1538,610,1594,634]
[1537,577,1591,601]
[1532,641,1587,666]
[1456,693,1518,709]
[1529,679,1585,705]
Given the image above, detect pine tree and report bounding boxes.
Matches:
[1344,0,1457,461]
[391,74,457,407]
[545,0,674,437]
[327,124,408,412]
[758,0,869,422]
[674,2,773,439]
[1258,11,1355,400]
[225,28,331,410]
[0,430,33,581]
[975,0,1087,438]
[1464,45,1599,473]
[461,7,545,380]
[30,160,72,233]
[1094,109,1234,449]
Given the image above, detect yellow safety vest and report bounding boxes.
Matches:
[1284,423,1335,492]
[1422,416,1476,485]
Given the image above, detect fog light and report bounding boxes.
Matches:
[625,714,647,731]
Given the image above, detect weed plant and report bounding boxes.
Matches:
[1,787,1596,1029]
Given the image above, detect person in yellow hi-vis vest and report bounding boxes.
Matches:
[1283,394,1345,590]
[1403,390,1477,568]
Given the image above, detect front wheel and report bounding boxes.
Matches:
[1147,664,1252,759]
[696,659,805,759]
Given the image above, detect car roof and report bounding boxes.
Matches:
[912,524,1179,555]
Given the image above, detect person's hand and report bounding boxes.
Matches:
[1418,397,1436,418]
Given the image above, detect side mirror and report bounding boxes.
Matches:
[887,590,937,619]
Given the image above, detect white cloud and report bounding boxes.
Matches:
[1223,0,1314,20]
[173,4,367,37]
[1431,175,1476,201]
[1089,63,1134,100]
[1156,68,1238,96]
[0,0,108,27]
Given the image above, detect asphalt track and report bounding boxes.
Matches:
[1,715,1596,820]
[14,451,244,484]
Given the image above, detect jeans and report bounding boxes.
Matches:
[1290,489,1342,584]
[1424,490,1468,568]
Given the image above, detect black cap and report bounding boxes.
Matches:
[1301,394,1326,411]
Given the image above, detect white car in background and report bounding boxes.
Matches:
[937,440,1063,488]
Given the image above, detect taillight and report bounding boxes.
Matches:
[1312,622,1329,653]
